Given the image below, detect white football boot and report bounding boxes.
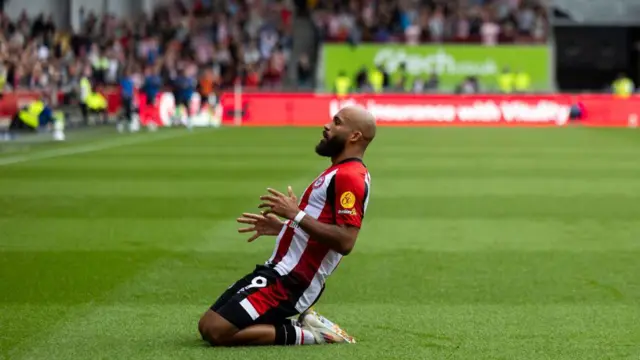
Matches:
[299,308,356,344]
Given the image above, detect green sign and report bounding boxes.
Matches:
[323,44,551,91]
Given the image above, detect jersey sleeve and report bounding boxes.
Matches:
[333,168,367,228]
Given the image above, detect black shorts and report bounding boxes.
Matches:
[210,265,315,330]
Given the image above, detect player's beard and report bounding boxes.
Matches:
[315,133,346,158]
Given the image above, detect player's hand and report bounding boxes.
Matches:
[258,186,299,220]
[236,211,285,242]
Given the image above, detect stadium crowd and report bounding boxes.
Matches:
[313,0,549,45]
[0,0,548,95]
[0,0,295,96]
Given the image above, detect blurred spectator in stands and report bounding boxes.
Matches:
[369,65,385,93]
[410,72,440,93]
[354,65,368,92]
[243,40,261,67]
[404,16,420,45]
[142,65,162,107]
[297,53,313,88]
[425,72,440,93]
[532,6,548,41]
[429,6,446,43]
[262,44,287,88]
[514,69,532,93]
[199,66,217,102]
[392,62,410,92]
[497,66,515,93]
[456,76,480,94]
[612,73,635,98]
[412,75,426,93]
[243,63,261,89]
[118,68,135,133]
[569,96,586,122]
[334,70,352,97]
[516,1,537,37]
[317,0,548,44]
[480,12,500,46]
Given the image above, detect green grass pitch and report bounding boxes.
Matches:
[1,126,640,359]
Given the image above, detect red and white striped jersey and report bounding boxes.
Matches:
[265,158,371,313]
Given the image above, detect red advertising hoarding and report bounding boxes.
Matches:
[218,93,639,127]
[0,89,123,118]
[1,90,638,128]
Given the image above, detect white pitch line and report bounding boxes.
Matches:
[0,130,193,166]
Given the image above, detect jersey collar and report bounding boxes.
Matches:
[336,157,365,166]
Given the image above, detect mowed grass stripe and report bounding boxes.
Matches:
[8,304,640,360]
[8,154,640,167]
[3,250,639,305]
[3,178,640,197]
[1,194,638,220]
[3,218,640,252]
[100,145,640,156]
[0,128,202,166]
[5,163,640,179]
[0,219,230,251]
[37,147,640,159]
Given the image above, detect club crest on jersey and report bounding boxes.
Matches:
[313,176,325,189]
[340,191,356,209]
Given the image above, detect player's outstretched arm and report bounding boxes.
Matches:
[259,187,359,255]
[236,211,285,242]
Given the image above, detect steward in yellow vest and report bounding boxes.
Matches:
[80,73,108,125]
[612,74,634,98]
[514,71,531,93]
[369,68,384,93]
[498,67,515,94]
[334,71,352,97]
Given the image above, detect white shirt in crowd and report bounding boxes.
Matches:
[244,46,261,65]
[429,14,445,42]
[259,30,278,59]
[37,45,49,60]
[405,24,421,45]
[107,59,119,83]
[481,21,500,46]
[517,8,535,33]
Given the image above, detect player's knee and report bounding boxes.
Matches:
[198,310,236,346]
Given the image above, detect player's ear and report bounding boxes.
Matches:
[350,131,363,142]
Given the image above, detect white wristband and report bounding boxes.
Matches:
[293,211,306,225]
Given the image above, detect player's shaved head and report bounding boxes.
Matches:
[316,105,377,160]
[337,105,377,145]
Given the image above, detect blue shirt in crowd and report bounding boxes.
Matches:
[174,75,195,102]
[143,74,162,100]
[120,77,134,99]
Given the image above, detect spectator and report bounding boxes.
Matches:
[480,12,501,46]
[0,0,296,96]
[243,63,261,88]
[354,65,368,91]
[456,76,480,94]
[404,17,420,45]
[297,53,313,88]
[429,6,446,43]
[316,0,548,45]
